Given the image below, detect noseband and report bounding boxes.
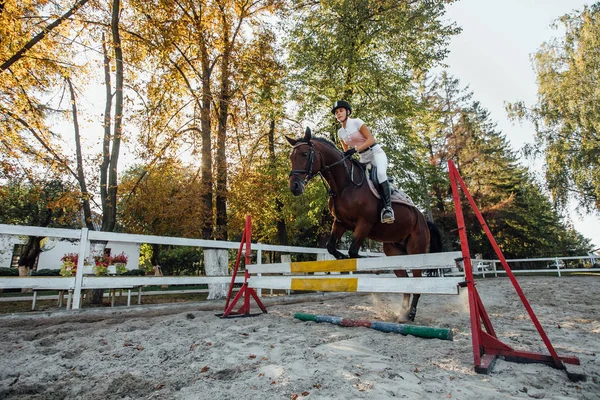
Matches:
[289,141,318,185]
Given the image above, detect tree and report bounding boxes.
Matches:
[0,176,81,270]
[0,0,98,275]
[285,0,460,132]
[100,0,125,233]
[283,0,460,237]
[212,0,285,241]
[507,4,600,215]
[226,26,290,245]
[1,1,127,237]
[125,0,285,241]
[118,161,210,269]
[118,162,209,239]
[424,74,593,258]
[0,1,87,181]
[125,0,217,240]
[0,0,90,73]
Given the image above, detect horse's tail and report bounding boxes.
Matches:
[427,221,443,253]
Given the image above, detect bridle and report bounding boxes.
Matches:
[289,140,364,190]
[289,141,318,186]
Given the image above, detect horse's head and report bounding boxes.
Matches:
[285,127,321,196]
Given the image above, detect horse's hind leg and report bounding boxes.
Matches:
[407,270,422,322]
[401,220,430,321]
[394,268,416,321]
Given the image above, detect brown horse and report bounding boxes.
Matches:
[286,127,442,321]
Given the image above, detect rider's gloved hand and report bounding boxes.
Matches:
[343,148,357,157]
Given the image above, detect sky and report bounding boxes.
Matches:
[442,0,599,250]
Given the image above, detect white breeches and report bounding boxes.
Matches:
[358,144,388,183]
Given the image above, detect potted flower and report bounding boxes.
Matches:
[60,253,79,277]
[112,252,129,275]
[93,255,111,276]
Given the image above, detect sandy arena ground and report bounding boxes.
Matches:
[0,275,598,399]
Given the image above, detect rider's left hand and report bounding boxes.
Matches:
[343,148,357,157]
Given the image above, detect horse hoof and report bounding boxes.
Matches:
[408,307,417,321]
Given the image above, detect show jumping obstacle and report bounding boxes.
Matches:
[294,312,454,341]
[247,252,463,295]
[221,217,463,317]
[221,160,584,381]
[447,160,583,381]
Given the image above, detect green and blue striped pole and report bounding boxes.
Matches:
[294,312,453,341]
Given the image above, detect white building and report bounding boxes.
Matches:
[0,234,140,271]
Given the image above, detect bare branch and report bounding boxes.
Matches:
[0,0,91,73]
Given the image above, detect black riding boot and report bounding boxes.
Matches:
[379,180,395,224]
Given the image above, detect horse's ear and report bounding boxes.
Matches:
[304,127,312,141]
[285,135,297,146]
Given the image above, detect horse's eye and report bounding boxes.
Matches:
[301,152,309,157]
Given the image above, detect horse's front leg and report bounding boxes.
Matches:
[347,221,371,258]
[326,221,348,260]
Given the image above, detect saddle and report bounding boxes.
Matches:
[362,163,414,207]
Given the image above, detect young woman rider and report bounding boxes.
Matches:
[332,100,394,224]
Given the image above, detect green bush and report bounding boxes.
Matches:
[31,269,61,276]
[0,268,18,276]
[120,269,145,276]
[159,247,203,276]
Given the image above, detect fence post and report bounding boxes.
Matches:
[555,257,562,277]
[72,228,89,310]
[256,243,262,297]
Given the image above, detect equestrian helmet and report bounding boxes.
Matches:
[331,100,352,115]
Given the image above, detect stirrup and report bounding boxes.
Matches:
[381,208,395,224]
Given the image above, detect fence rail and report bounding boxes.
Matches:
[0,224,598,311]
[0,224,338,310]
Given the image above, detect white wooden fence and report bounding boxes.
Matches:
[467,255,600,278]
[0,224,598,311]
[0,224,337,310]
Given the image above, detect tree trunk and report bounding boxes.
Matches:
[215,32,231,241]
[204,249,228,300]
[200,44,213,240]
[92,0,123,305]
[267,119,288,245]
[99,32,112,231]
[102,0,123,233]
[18,236,42,293]
[67,77,94,229]
[150,244,161,268]
[18,236,42,270]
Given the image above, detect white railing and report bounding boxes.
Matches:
[1,224,598,311]
[0,224,339,310]
[467,255,600,278]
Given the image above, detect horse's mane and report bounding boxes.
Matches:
[301,135,365,174]
[308,137,342,154]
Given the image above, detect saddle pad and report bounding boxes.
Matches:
[367,179,415,207]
